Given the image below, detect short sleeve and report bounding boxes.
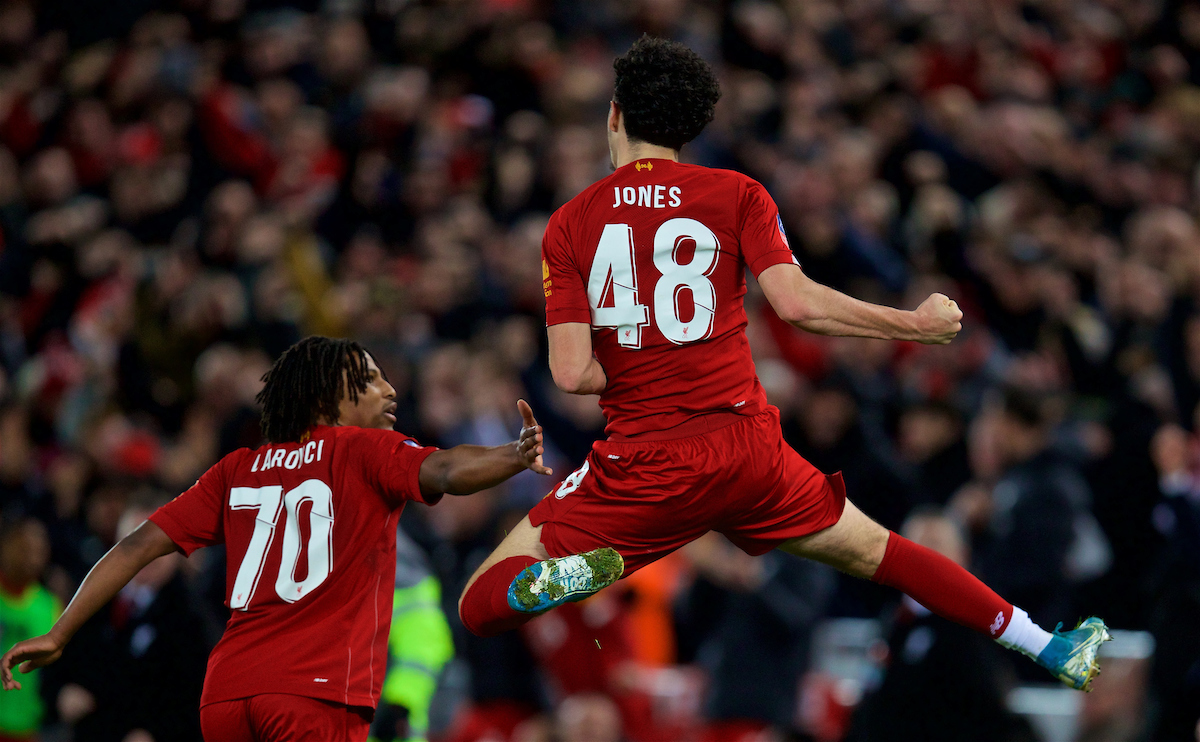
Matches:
[345,428,440,509]
[542,208,592,326]
[150,454,230,556]
[740,179,800,277]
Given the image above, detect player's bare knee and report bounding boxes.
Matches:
[781,501,890,578]
[849,523,889,578]
[458,561,492,614]
[457,582,470,616]
[835,499,888,577]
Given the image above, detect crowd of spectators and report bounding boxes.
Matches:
[0,0,1199,740]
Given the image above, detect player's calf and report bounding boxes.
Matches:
[792,503,1112,691]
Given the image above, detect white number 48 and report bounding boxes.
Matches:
[586,218,721,348]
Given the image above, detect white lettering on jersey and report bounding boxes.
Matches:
[612,185,683,209]
[588,224,649,348]
[254,440,325,474]
[275,480,334,603]
[230,479,336,610]
[229,485,285,610]
[587,218,719,348]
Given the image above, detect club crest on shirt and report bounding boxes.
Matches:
[635,161,653,172]
[777,214,790,247]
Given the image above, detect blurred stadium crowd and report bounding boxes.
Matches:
[0,0,1199,740]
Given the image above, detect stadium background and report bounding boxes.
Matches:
[0,0,1197,740]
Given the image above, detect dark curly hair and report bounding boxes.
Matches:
[613,36,721,151]
[256,336,372,443]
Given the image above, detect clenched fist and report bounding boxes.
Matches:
[912,293,963,344]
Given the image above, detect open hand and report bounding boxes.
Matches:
[2,633,64,691]
[517,399,552,476]
[912,293,963,344]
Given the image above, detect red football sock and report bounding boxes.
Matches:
[459,556,540,638]
[871,531,1014,638]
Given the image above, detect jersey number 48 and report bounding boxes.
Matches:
[588,218,720,349]
[228,480,334,610]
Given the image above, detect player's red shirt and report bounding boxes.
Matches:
[149,425,438,709]
[542,158,797,438]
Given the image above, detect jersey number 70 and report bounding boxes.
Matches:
[587,218,720,349]
[228,479,334,610]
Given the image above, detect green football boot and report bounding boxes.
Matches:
[507,548,624,614]
[1034,617,1112,691]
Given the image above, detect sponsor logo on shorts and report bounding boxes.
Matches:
[555,460,591,499]
[607,454,620,460]
[314,678,329,683]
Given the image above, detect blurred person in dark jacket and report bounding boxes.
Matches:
[960,387,1105,630]
[784,379,914,533]
[849,509,1035,742]
[50,495,213,742]
[897,400,971,507]
[677,533,835,742]
[783,380,912,618]
[1147,423,1200,742]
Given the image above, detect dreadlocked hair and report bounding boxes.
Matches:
[256,336,372,443]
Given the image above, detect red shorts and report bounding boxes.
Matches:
[200,694,372,742]
[529,406,846,575]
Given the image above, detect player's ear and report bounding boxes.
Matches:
[608,101,621,133]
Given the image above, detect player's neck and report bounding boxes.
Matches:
[615,142,679,168]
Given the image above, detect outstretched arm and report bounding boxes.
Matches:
[418,399,553,497]
[547,323,606,395]
[757,263,962,344]
[1,521,178,690]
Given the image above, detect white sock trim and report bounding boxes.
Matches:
[996,606,1053,658]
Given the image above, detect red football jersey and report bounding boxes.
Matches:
[149,425,438,709]
[542,158,797,437]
